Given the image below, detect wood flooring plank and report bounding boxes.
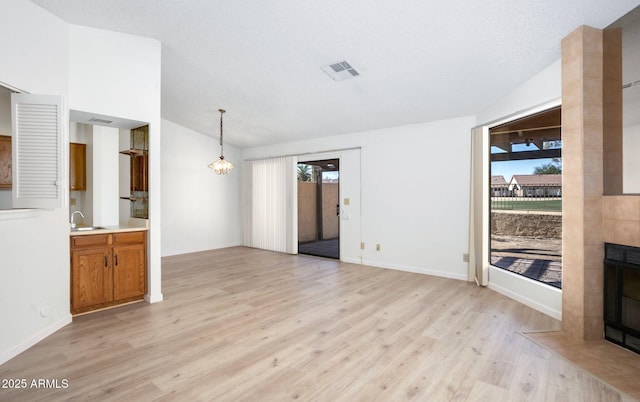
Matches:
[0,246,637,401]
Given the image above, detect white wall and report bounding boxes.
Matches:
[623,124,640,193]
[243,115,474,280]
[0,0,71,364]
[92,126,120,226]
[476,60,561,126]
[0,2,163,364]
[161,119,242,256]
[69,122,93,224]
[68,25,163,303]
[0,1,68,95]
[622,18,640,194]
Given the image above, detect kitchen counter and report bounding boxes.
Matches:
[70,219,149,236]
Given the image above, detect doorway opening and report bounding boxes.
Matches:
[297,159,340,259]
[489,106,563,288]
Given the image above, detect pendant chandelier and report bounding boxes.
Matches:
[208,109,234,174]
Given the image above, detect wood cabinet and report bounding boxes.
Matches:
[112,232,146,301]
[0,135,11,188]
[71,231,146,314]
[69,142,86,191]
[71,245,112,310]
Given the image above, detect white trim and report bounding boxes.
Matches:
[469,126,490,285]
[0,315,71,365]
[0,209,40,221]
[0,81,28,94]
[298,149,363,264]
[476,98,564,319]
[245,146,361,162]
[145,293,164,303]
[161,242,243,258]
[479,98,562,128]
[488,266,562,320]
[362,259,468,281]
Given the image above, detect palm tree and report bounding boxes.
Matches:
[297,164,312,182]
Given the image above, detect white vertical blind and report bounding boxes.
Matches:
[243,156,297,254]
[11,93,64,209]
[469,126,489,286]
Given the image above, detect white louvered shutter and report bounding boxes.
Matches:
[11,93,64,209]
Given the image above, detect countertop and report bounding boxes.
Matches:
[70,219,149,236]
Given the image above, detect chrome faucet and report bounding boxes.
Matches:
[70,211,85,228]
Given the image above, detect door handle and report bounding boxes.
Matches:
[336,204,340,216]
[104,255,108,268]
[115,254,118,266]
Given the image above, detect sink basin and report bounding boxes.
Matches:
[71,226,105,232]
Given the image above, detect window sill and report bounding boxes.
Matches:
[0,209,40,221]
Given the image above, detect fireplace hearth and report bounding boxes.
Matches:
[604,243,640,354]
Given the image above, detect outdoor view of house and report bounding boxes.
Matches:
[490,158,563,288]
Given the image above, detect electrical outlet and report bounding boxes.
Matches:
[360,242,365,250]
[376,244,381,251]
[463,253,469,262]
[70,197,76,206]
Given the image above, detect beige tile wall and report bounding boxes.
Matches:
[603,196,640,246]
[561,26,623,341]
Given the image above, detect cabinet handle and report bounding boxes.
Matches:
[115,254,118,266]
[104,255,108,268]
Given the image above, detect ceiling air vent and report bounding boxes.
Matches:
[89,117,114,124]
[322,61,360,81]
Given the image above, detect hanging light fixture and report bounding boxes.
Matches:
[208,109,234,174]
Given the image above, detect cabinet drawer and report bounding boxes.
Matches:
[72,234,111,248]
[113,231,145,245]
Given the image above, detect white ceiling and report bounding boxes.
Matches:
[30,0,640,148]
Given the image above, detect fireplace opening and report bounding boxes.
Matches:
[604,243,640,354]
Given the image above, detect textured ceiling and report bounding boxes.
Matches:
[30,0,640,148]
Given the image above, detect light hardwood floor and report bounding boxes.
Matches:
[0,246,636,401]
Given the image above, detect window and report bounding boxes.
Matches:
[489,106,562,288]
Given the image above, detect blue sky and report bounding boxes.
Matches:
[491,158,556,180]
[490,143,561,180]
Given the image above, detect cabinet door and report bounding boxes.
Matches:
[11,94,64,209]
[113,243,146,301]
[71,248,113,312]
[0,135,10,188]
[69,142,86,191]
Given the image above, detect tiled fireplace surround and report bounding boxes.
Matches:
[562,25,640,340]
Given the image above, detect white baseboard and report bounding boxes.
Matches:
[161,242,243,258]
[361,259,468,281]
[0,315,72,366]
[341,257,362,265]
[488,281,562,320]
[145,293,164,303]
